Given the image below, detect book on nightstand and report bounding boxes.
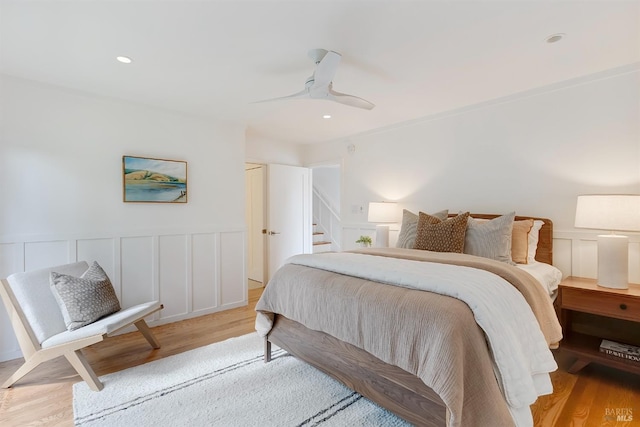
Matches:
[599,339,640,363]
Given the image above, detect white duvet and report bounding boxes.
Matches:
[287,252,558,427]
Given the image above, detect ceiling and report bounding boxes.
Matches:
[2,1,639,144]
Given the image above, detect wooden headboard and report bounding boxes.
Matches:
[447,213,554,265]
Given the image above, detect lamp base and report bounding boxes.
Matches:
[597,234,629,289]
[374,225,390,248]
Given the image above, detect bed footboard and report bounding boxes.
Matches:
[266,314,447,427]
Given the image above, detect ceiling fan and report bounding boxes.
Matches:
[255,49,375,110]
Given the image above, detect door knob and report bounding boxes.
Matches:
[268,231,281,235]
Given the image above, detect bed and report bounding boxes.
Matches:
[255,213,563,427]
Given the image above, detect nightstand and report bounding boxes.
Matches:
[556,277,640,374]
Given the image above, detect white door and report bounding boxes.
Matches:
[266,164,312,282]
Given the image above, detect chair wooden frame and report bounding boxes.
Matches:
[0,277,163,391]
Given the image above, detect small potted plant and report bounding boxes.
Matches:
[356,235,372,248]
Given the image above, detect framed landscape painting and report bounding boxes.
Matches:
[123,156,187,203]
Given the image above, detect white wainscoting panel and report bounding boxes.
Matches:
[555,231,640,284]
[0,243,23,279]
[551,238,572,279]
[0,243,24,361]
[121,236,155,309]
[342,224,399,251]
[24,240,69,272]
[192,233,218,312]
[575,239,599,280]
[220,231,246,307]
[77,238,118,298]
[630,242,640,284]
[159,235,188,319]
[0,228,247,362]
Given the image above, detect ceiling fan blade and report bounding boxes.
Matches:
[312,50,341,90]
[328,88,375,110]
[252,89,309,104]
[254,49,373,110]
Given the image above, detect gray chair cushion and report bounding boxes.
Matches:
[41,300,162,348]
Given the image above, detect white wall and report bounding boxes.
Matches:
[0,76,247,361]
[245,130,304,166]
[303,66,640,281]
[312,165,341,215]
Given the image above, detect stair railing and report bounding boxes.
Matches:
[312,187,341,251]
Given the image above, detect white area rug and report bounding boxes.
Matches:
[73,333,409,426]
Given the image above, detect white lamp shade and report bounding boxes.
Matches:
[367,202,397,223]
[575,195,640,231]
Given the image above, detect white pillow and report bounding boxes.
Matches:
[516,260,563,296]
[527,220,545,263]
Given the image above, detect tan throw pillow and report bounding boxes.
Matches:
[512,219,534,264]
[414,212,470,253]
[396,209,448,249]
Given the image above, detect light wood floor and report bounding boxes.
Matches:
[1,287,638,426]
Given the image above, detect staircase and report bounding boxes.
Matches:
[312,187,341,253]
[312,223,332,253]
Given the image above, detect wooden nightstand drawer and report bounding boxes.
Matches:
[561,287,640,322]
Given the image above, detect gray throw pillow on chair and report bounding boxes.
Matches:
[50,261,121,331]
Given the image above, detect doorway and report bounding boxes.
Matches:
[310,162,341,252]
[245,162,312,286]
[245,163,265,289]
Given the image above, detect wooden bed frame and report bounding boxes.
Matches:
[265,214,554,426]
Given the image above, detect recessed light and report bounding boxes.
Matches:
[116,56,133,64]
[545,33,565,44]
[323,114,331,119]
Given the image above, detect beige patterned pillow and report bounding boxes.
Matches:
[50,261,121,331]
[414,212,470,253]
[512,219,534,264]
[396,209,448,249]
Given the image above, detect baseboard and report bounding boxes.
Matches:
[0,349,24,363]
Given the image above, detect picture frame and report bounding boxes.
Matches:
[122,155,187,203]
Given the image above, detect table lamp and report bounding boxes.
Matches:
[368,202,397,247]
[574,195,640,289]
